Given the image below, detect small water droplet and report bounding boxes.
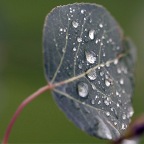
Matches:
[122,114,127,120]
[77,37,82,43]
[73,47,76,51]
[78,63,82,69]
[106,112,110,116]
[91,99,95,105]
[103,53,106,57]
[121,123,126,130]
[100,71,104,77]
[99,23,103,28]
[105,80,111,87]
[117,103,120,107]
[98,100,101,104]
[96,39,99,44]
[81,9,85,14]
[89,29,95,40]
[106,62,110,67]
[87,69,97,80]
[114,59,118,65]
[77,82,88,98]
[114,122,117,126]
[116,91,119,96]
[127,106,134,118]
[85,51,96,64]
[72,21,79,28]
[120,78,124,85]
[104,99,110,106]
[92,84,96,90]
[60,28,63,32]
[117,68,121,74]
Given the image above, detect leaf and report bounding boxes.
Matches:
[43,3,136,140]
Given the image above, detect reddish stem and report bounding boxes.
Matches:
[2,84,53,144]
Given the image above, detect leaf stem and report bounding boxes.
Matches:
[2,84,54,144]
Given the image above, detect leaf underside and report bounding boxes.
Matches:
[43,3,136,140]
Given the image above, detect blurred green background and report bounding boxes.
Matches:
[0,0,144,143]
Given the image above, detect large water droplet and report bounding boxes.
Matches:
[89,29,95,40]
[72,21,79,28]
[87,69,97,80]
[85,51,96,64]
[77,82,88,98]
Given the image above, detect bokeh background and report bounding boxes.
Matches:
[0,0,144,143]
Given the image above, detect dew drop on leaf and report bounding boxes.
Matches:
[77,37,82,43]
[105,79,111,87]
[77,82,89,98]
[85,51,96,64]
[87,69,97,80]
[89,29,95,40]
[72,21,79,28]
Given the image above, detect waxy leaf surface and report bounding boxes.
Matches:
[43,3,136,140]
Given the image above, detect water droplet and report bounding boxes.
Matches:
[120,78,124,85]
[114,122,117,126]
[104,99,110,106]
[121,123,126,130]
[98,100,101,104]
[92,84,96,90]
[116,91,119,96]
[117,103,120,107]
[103,53,106,57]
[60,28,63,32]
[89,29,95,40]
[77,82,88,98]
[122,114,127,120]
[106,62,110,67]
[99,23,103,28]
[100,71,104,77]
[96,39,99,44]
[106,112,110,116]
[91,99,95,105]
[77,37,82,43]
[72,21,79,28]
[114,59,118,65]
[85,51,96,64]
[73,47,76,51]
[81,9,85,14]
[117,68,121,74]
[87,69,97,80]
[105,80,111,87]
[127,106,134,118]
[78,63,82,69]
